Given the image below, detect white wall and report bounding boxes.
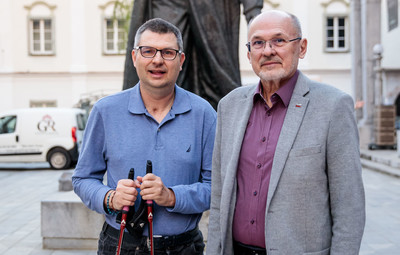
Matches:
[0,0,125,112]
[381,0,400,69]
[1,0,359,112]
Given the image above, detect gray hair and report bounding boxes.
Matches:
[134,18,184,51]
[288,13,302,38]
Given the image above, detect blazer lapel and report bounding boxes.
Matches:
[266,73,310,210]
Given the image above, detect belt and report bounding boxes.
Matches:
[103,222,199,250]
[233,240,267,255]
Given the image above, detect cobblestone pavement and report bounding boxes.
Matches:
[360,168,400,255]
[0,165,399,255]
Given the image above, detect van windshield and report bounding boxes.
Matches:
[76,113,88,131]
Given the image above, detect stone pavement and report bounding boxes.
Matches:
[0,149,399,255]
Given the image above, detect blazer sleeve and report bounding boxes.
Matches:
[207,102,224,254]
[327,93,366,254]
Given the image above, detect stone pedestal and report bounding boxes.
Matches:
[41,191,104,249]
[58,170,73,191]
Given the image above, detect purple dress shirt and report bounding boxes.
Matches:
[232,71,299,248]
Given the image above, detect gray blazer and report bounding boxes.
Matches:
[207,72,365,255]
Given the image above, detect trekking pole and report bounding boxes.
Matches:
[146,160,154,255]
[116,168,135,255]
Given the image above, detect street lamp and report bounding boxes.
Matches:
[373,44,383,105]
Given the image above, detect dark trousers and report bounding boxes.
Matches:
[97,222,204,255]
[233,240,267,255]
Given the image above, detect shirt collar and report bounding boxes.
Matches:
[253,70,299,108]
[128,83,191,115]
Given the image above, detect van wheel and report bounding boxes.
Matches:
[48,148,71,170]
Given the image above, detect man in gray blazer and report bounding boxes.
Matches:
[207,10,365,255]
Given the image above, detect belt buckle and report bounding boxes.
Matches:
[163,235,174,248]
[152,235,163,249]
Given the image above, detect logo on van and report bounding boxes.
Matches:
[37,115,56,132]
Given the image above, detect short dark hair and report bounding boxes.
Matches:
[134,18,183,51]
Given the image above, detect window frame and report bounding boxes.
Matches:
[324,15,349,53]
[103,17,127,55]
[28,17,55,56]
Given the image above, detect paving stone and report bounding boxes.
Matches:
[1,153,400,255]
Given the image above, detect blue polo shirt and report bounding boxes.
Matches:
[72,83,216,236]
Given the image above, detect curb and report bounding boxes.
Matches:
[360,149,400,178]
[361,158,400,178]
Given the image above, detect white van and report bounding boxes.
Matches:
[0,108,87,169]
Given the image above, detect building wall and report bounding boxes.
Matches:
[1,0,354,112]
[381,0,400,106]
[0,0,124,111]
[381,0,400,69]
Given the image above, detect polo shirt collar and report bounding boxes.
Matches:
[128,83,192,115]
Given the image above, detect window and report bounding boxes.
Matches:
[321,0,350,52]
[325,16,348,52]
[104,18,126,54]
[29,18,54,55]
[0,116,17,134]
[76,113,88,131]
[30,100,57,108]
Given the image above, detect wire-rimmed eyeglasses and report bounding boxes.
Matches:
[246,37,302,52]
[134,46,182,60]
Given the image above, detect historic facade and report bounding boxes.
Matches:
[1,0,399,147]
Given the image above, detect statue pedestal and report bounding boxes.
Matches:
[41,191,104,249]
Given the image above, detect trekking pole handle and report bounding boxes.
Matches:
[122,168,135,212]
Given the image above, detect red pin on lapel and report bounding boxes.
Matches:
[295,104,302,108]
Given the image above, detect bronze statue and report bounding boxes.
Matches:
[122,0,263,108]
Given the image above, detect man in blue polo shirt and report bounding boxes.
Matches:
[72,18,216,255]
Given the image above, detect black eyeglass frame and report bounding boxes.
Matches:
[246,37,302,52]
[134,46,182,60]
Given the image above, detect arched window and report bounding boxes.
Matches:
[99,1,131,55]
[321,0,350,52]
[24,1,56,55]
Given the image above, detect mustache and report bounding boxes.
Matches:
[260,56,281,64]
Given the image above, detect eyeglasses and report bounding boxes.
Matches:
[134,46,182,60]
[246,37,302,52]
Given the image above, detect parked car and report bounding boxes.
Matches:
[0,108,87,169]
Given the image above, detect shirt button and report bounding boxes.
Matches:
[257,163,261,169]
[267,112,271,116]
[250,220,255,224]
[262,137,266,142]
[157,128,161,132]
[253,191,257,196]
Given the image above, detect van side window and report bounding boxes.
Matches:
[76,113,87,131]
[0,116,17,134]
